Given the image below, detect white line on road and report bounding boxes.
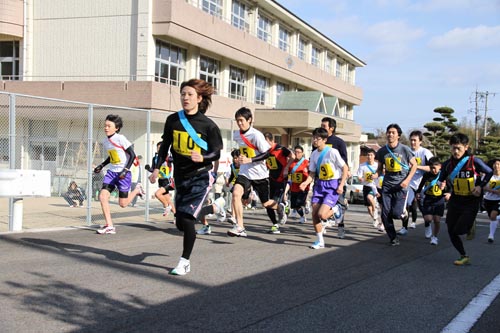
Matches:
[441,273,500,333]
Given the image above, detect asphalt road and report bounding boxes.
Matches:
[0,204,499,332]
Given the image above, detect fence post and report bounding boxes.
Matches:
[86,104,94,225]
[145,109,151,222]
[8,93,18,231]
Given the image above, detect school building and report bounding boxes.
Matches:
[1,0,366,170]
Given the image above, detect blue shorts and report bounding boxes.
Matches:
[312,179,340,208]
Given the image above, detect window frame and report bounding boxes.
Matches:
[229,65,247,100]
[254,74,269,105]
[199,55,221,94]
[155,40,187,86]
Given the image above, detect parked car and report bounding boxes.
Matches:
[345,175,364,204]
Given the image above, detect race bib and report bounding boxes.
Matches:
[415,157,422,165]
[489,180,499,189]
[239,146,256,158]
[172,130,202,156]
[364,171,373,182]
[107,149,121,164]
[267,156,278,170]
[292,173,303,184]
[385,157,402,172]
[425,182,442,196]
[318,163,334,180]
[453,177,474,196]
[159,165,170,179]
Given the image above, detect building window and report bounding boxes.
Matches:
[276,81,288,102]
[254,74,268,105]
[311,46,320,67]
[257,15,272,43]
[297,38,306,61]
[202,0,223,18]
[155,40,186,86]
[278,27,290,52]
[336,59,344,80]
[229,65,246,100]
[0,41,20,80]
[325,53,333,74]
[231,0,248,31]
[199,55,220,94]
[347,65,355,84]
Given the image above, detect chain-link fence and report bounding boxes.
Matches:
[0,91,235,232]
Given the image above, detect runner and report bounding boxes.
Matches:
[481,158,500,243]
[356,148,379,228]
[288,145,310,224]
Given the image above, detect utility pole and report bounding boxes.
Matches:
[474,90,479,151]
[483,91,497,137]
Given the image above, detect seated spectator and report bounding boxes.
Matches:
[62,181,86,207]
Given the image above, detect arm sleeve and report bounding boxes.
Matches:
[251,150,271,163]
[124,146,136,170]
[475,158,493,187]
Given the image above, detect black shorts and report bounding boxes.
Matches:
[158,178,175,192]
[362,185,376,206]
[483,199,500,215]
[290,191,308,209]
[269,179,286,201]
[421,198,445,217]
[236,175,270,204]
[174,172,211,219]
[446,197,480,235]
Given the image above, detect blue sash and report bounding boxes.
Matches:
[422,171,440,193]
[449,156,469,182]
[385,144,409,170]
[178,110,208,151]
[366,163,376,173]
[291,157,305,174]
[316,146,331,176]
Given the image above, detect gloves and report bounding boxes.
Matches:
[119,168,129,179]
[94,164,103,173]
[145,164,153,173]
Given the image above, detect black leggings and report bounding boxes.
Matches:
[175,212,197,260]
[446,199,480,256]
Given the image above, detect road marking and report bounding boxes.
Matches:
[442,273,500,333]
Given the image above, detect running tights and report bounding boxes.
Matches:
[175,212,197,260]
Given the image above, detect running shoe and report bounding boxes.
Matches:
[453,256,470,266]
[377,224,385,232]
[170,258,190,275]
[163,206,172,217]
[290,209,298,218]
[227,225,247,237]
[304,201,311,215]
[333,204,343,225]
[488,236,494,243]
[197,225,211,235]
[284,202,290,215]
[373,218,379,228]
[466,221,476,240]
[410,222,416,229]
[268,224,281,234]
[278,202,287,224]
[389,237,400,246]
[397,227,408,236]
[425,226,432,239]
[430,236,438,245]
[309,241,325,249]
[214,197,226,222]
[135,183,145,199]
[299,216,306,224]
[337,226,345,239]
[97,225,116,234]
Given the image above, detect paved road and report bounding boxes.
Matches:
[0,205,499,332]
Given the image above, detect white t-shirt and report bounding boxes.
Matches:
[409,146,434,189]
[102,133,132,172]
[357,161,378,187]
[484,174,500,201]
[233,127,270,180]
[309,146,345,180]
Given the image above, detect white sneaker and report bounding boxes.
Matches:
[163,206,172,217]
[290,209,298,218]
[170,257,190,276]
[214,197,226,222]
[227,225,247,237]
[430,236,438,245]
[377,223,385,232]
[299,216,306,224]
[397,227,408,236]
[278,202,287,224]
[410,222,416,229]
[97,225,116,234]
[135,183,145,199]
[309,241,325,249]
[425,226,432,239]
[373,218,379,228]
[305,201,311,215]
[196,225,211,235]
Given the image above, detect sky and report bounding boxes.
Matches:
[277,0,500,135]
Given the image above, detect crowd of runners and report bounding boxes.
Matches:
[92,78,499,276]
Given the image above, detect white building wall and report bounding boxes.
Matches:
[31,0,139,80]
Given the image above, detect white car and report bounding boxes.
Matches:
[345,176,364,204]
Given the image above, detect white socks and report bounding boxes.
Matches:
[490,220,498,239]
[316,232,324,245]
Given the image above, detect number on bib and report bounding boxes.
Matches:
[453,177,474,196]
[292,173,303,183]
[267,156,278,170]
[319,163,334,180]
[239,146,256,158]
[364,172,373,181]
[385,157,402,172]
[173,130,202,156]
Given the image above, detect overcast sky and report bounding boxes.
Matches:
[277,0,500,135]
